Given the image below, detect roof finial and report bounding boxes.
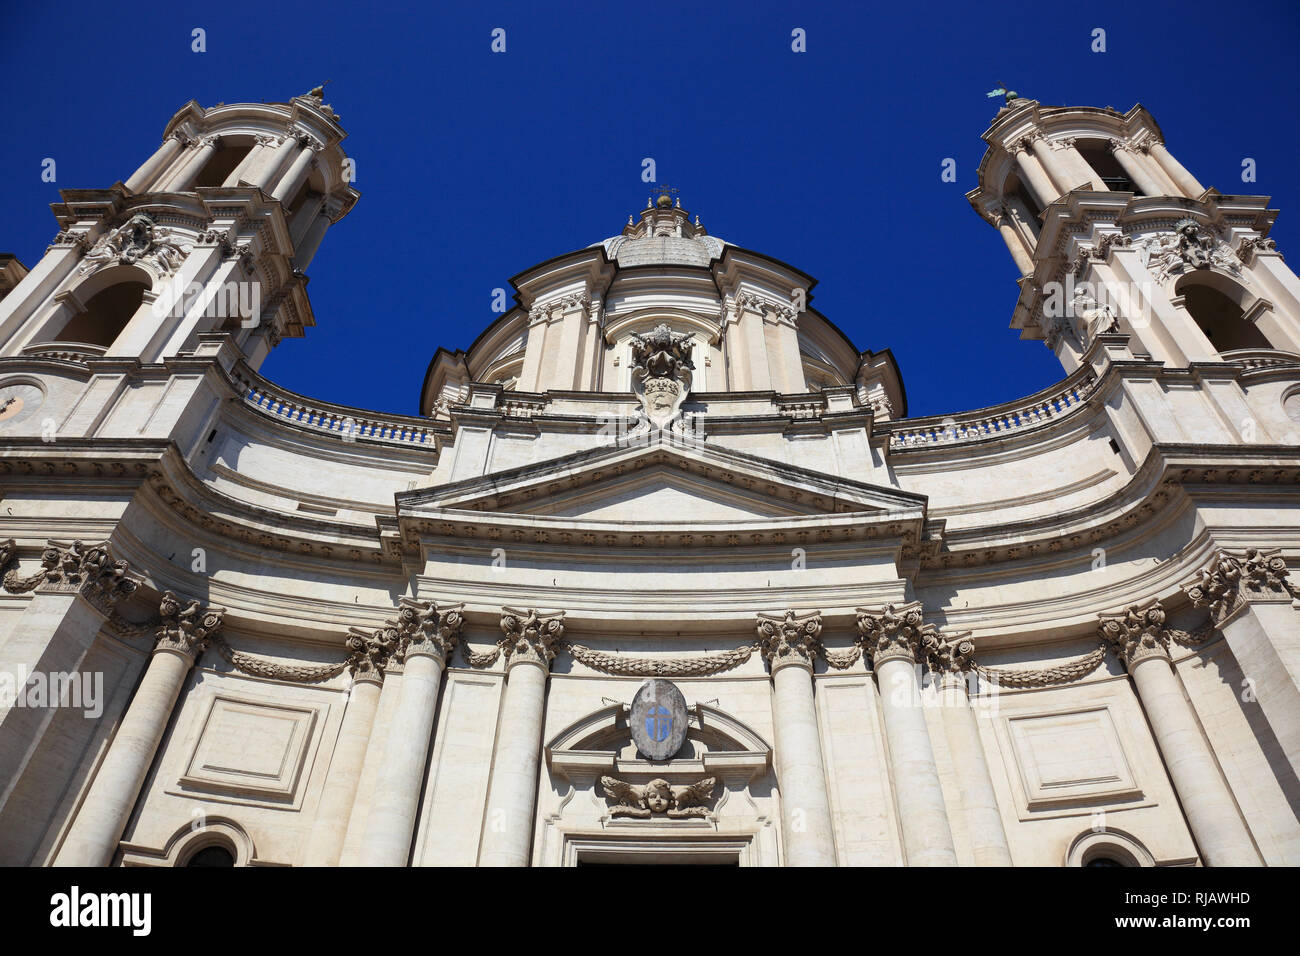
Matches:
[654,183,678,209]
[986,81,1019,107]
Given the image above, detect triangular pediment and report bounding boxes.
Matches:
[400,433,925,522]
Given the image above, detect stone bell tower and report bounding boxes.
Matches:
[0,88,359,371]
[967,95,1300,372]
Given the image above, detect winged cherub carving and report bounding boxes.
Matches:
[600,776,717,818]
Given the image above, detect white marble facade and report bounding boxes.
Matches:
[0,90,1299,867]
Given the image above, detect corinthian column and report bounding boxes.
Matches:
[857,603,957,866]
[55,593,225,867]
[161,135,220,192]
[1147,141,1205,198]
[358,600,462,867]
[302,623,398,867]
[756,610,836,866]
[1100,603,1261,867]
[1184,549,1300,782]
[124,134,187,193]
[478,608,565,867]
[924,632,1013,866]
[1009,138,1058,210]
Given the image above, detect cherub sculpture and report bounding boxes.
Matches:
[600,775,717,818]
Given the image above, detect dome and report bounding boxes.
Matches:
[595,233,727,267]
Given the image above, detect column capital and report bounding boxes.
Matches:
[346,622,401,684]
[500,606,565,669]
[5,539,139,611]
[1183,548,1294,623]
[395,598,464,663]
[153,591,226,660]
[756,610,823,672]
[856,601,932,667]
[1010,133,1041,153]
[922,629,975,683]
[1098,601,1169,669]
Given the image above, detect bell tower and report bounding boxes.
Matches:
[0,88,359,370]
[968,95,1300,371]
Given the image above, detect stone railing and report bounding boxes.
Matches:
[499,393,550,419]
[775,395,827,420]
[230,363,438,448]
[886,368,1099,451]
[1219,348,1300,371]
[21,341,108,363]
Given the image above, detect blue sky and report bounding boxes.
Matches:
[2,0,1298,417]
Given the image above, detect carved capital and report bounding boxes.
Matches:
[856,602,932,666]
[15,540,139,610]
[500,606,565,668]
[395,598,464,661]
[1098,602,1169,668]
[154,591,225,659]
[1236,236,1280,264]
[1184,548,1293,623]
[346,622,401,682]
[922,629,975,676]
[756,610,823,671]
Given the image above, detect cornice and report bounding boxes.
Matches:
[918,442,1300,573]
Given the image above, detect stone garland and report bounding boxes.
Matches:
[972,643,1108,688]
[212,635,348,683]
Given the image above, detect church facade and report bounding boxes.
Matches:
[1,89,1298,867]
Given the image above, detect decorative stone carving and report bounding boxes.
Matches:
[756,610,823,669]
[3,540,137,609]
[395,598,464,660]
[154,591,225,657]
[345,622,401,680]
[1236,236,1280,264]
[499,606,565,665]
[735,291,795,323]
[599,775,717,818]
[1184,548,1294,624]
[51,230,90,251]
[78,213,193,278]
[1098,602,1169,668]
[1133,221,1241,283]
[1095,232,1132,260]
[922,629,975,675]
[856,602,933,666]
[1072,285,1119,346]
[629,323,695,430]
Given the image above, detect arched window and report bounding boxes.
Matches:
[1066,829,1155,867]
[54,280,147,347]
[184,845,235,867]
[1179,280,1270,352]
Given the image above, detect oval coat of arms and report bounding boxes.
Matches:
[629,678,689,761]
